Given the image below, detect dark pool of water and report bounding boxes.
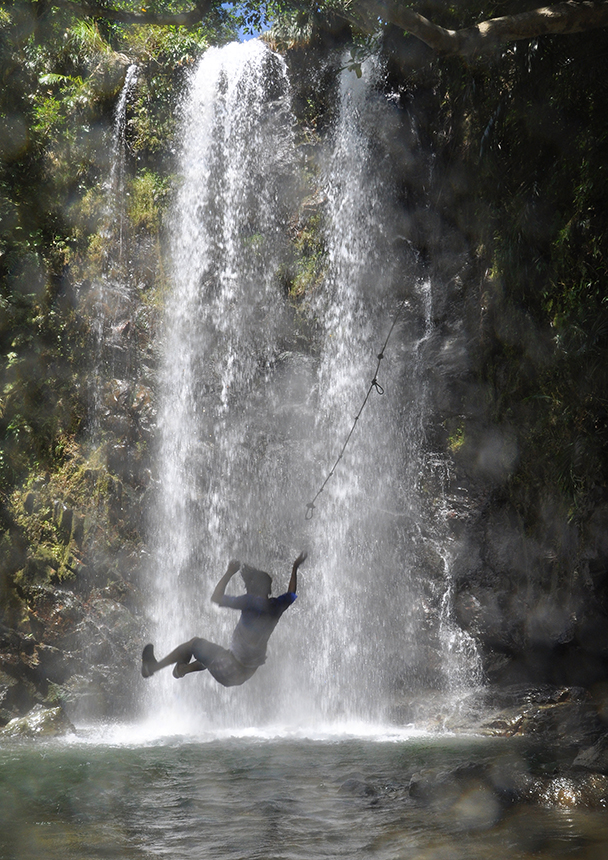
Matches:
[1,729,607,859]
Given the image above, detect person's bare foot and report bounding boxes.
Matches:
[173,660,205,678]
[173,662,188,679]
[141,643,158,678]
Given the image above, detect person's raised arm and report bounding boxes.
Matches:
[211,559,241,604]
[288,551,307,595]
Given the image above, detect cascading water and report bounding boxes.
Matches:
[148,40,306,731]
[146,41,482,734]
[299,59,431,725]
[90,63,139,434]
[106,63,139,267]
[6,40,608,860]
[301,58,482,726]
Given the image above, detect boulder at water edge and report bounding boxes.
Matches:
[1,704,76,739]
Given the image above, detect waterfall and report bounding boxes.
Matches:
[90,63,139,435]
[302,58,444,725]
[148,40,304,730]
[146,42,481,734]
[107,63,139,267]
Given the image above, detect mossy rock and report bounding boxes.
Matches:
[88,52,133,99]
[1,704,76,739]
[14,551,58,586]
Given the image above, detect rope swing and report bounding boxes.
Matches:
[305,301,405,520]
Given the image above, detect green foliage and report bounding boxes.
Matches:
[127,168,170,233]
[287,210,327,298]
[0,1,237,630]
[63,18,112,58]
[0,0,235,506]
[122,22,211,64]
[447,422,466,454]
[128,67,177,158]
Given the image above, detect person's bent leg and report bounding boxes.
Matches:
[190,637,225,667]
[173,660,205,679]
[142,638,207,678]
[203,647,258,687]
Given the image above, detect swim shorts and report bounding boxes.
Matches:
[191,637,257,687]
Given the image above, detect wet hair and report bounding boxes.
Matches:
[241,564,272,597]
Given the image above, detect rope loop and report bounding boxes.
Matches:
[305,502,316,520]
[371,377,384,395]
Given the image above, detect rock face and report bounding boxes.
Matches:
[474,686,604,748]
[88,52,134,98]
[573,734,608,775]
[0,582,144,727]
[446,501,608,692]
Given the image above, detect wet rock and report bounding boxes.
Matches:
[0,580,144,725]
[35,643,74,684]
[25,587,85,644]
[84,596,141,644]
[409,763,504,829]
[523,773,608,809]
[453,585,517,654]
[449,493,608,692]
[59,506,73,541]
[581,504,608,567]
[106,441,142,484]
[105,414,132,438]
[0,668,38,725]
[478,686,603,746]
[339,776,378,799]
[56,595,144,720]
[577,774,608,807]
[58,673,116,721]
[572,733,608,775]
[71,514,85,546]
[1,704,75,739]
[88,52,133,99]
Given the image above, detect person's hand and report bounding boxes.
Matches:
[294,551,308,567]
[227,559,241,575]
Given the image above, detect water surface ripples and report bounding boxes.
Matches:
[1,730,607,859]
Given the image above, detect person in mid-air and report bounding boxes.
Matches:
[141,551,307,687]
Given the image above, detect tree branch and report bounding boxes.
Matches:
[351,0,608,56]
[39,0,608,53]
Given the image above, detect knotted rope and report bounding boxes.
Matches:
[305,301,405,520]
